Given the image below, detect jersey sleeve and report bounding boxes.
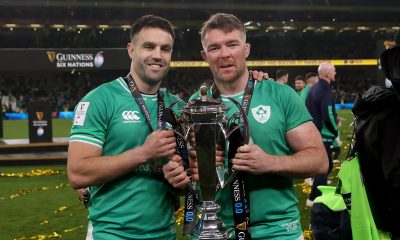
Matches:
[69,88,108,148]
[281,85,313,132]
[165,91,186,117]
[188,91,200,101]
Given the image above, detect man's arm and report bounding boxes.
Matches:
[232,121,328,178]
[68,130,176,189]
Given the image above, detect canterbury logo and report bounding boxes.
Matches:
[47,51,56,62]
[122,111,140,121]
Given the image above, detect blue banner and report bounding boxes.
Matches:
[5,113,29,120]
[4,112,75,120]
[58,112,74,119]
[335,103,354,110]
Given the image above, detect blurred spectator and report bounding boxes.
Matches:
[0,67,379,113]
[275,69,289,85]
[294,75,306,94]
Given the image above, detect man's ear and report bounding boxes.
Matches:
[127,42,134,59]
[244,43,251,58]
[201,50,208,62]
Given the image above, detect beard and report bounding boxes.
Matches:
[134,60,169,86]
[142,68,169,86]
[213,63,247,84]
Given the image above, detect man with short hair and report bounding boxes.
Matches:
[301,72,320,187]
[275,69,289,85]
[294,75,306,94]
[305,62,338,207]
[67,15,184,239]
[164,13,328,240]
[300,72,318,102]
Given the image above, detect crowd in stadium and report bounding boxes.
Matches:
[0,18,391,114]
[0,66,374,113]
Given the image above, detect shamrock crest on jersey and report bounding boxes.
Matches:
[251,105,271,124]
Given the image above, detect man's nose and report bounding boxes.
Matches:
[152,48,162,59]
[220,46,230,57]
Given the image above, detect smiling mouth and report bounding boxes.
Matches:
[147,64,163,69]
[220,64,234,68]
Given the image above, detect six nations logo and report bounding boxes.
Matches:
[251,105,271,124]
[122,111,141,123]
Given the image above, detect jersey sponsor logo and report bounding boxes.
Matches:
[136,163,151,172]
[74,102,90,126]
[281,220,299,232]
[122,110,141,123]
[251,105,271,124]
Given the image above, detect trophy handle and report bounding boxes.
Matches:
[219,169,237,190]
[224,120,240,139]
[219,97,250,189]
[171,128,189,142]
[160,98,184,129]
[224,97,250,145]
[171,124,199,195]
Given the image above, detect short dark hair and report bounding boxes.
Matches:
[200,13,246,44]
[295,75,305,82]
[305,72,318,80]
[275,69,288,80]
[130,15,175,42]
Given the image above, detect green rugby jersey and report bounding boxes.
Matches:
[299,85,310,103]
[190,80,312,239]
[70,77,183,240]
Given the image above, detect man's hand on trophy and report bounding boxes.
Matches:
[189,144,225,182]
[143,130,177,160]
[216,144,224,167]
[252,70,271,82]
[163,154,190,189]
[189,130,196,147]
[189,150,199,181]
[232,144,272,175]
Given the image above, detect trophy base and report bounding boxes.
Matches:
[198,231,226,240]
[193,201,229,240]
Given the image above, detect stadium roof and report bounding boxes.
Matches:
[0,0,399,32]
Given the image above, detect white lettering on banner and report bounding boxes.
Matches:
[74,102,90,126]
[233,179,240,201]
[33,120,48,127]
[48,51,104,69]
[67,62,94,67]
[56,53,94,61]
[238,232,246,240]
